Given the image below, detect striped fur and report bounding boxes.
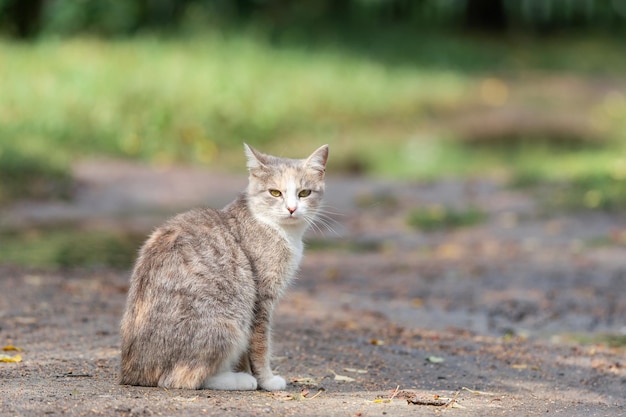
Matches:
[120,144,328,391]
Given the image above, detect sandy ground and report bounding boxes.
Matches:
[1,159,625,416]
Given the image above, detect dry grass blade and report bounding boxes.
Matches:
[444,391,463,409]
[389,385,400,400]
[308,388,324,400]
[329,369,356,382]
[461,386,499,396]
[173,396,198,402]
[343,367,368,374]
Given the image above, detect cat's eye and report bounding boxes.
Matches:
[298,189,312,198]
[269,189,282,197]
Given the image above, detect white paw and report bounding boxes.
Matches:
[234,372,258,390]
[203,372,258,391]
[259,375,286,391]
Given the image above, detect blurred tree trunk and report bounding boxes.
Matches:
[6,0,44,38]
[465,0,508,32]
[330,0,351,21]
[234,0,258,18]
[135,0,189,29]
[385,0,413,22]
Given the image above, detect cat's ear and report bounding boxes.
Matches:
[244,143,269,171]
[304,144,329,177]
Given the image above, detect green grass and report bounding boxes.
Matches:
[2,30,626,210]
[408,205,486,232]
[0,227,144,268]
[0,32,467,166]
[509,145,626,212]
[560,333,626,349]
[2,30,626,268]
[0,143,72,204]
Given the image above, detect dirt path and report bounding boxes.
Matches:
[1,159,625,416]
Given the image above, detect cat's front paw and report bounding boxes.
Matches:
[259,375,286,391]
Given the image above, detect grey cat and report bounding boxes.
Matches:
[120,143,329,391]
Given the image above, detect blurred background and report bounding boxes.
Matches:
[1,0,626,269]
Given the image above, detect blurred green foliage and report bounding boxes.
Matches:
[1,2,625,269]
[0,227,144,268]
[514,171,626,213]
[0,31,470,165]
[1,29,626,211]
[1,0,625,39]
[0,142,71,204]
[561,333,626,349]
[0,0,625,218]
[408,205,486,232]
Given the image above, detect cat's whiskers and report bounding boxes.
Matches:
[304,208,341,237]
[317,203,344,215]
[304,219,323,236]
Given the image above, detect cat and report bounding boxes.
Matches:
[120,143,329,391]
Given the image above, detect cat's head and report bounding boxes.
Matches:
[244,143,328,231]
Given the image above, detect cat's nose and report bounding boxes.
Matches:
[287,206,297,214]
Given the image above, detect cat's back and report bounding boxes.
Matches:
[136,208,210,259]
[143,207,233,255]
[130,205,252,291]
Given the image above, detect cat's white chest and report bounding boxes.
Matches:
[284,229,304,277]
[252,212,305,279]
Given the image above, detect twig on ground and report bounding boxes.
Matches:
[407,390,464,408]
[444,390,461,409]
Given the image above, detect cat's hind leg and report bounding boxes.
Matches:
[203,372,258,390]
[159,364,208,389]
[230,352,287,391]
[235,351,252,373]
[202,337,257,390]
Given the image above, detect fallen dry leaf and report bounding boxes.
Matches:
[343,368,368,374]
[2,345,24,352]
[0,354,22,363]
[411,298,424,308]
[330,370,355,382]
[291,393,306,402]
[271,392,295,401]
[334,374,355,382]
[436,243,464,260]
[408,391,464,409]
[273,388,323,402]
[407,397,447,406]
